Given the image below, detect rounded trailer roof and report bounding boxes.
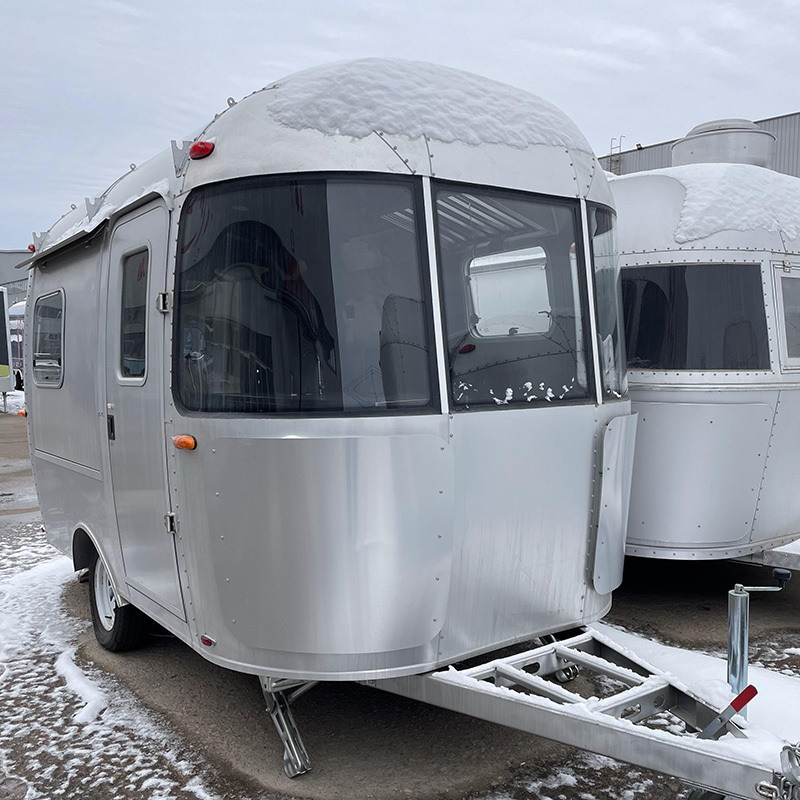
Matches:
[33,59,610,259]
[610,163,800,259]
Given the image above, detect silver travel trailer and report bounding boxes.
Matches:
[612,120,800,560]
[23,66,800,796]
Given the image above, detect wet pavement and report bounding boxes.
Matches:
[1,411,799,800]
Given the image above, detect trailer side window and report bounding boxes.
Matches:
[120,250,149,379]
[433,183,592,409]
[175,176,436,415]
[779,276,800,360]
[621,264,769,371]
[32,290,64,387]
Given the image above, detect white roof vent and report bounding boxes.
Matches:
[671,118,776,169]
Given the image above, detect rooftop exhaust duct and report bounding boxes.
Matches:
[671,118,776,169]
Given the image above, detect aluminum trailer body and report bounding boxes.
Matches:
[611,120,800,560]
[26,58,633,681]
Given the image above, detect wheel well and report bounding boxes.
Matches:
[72,528,95,572]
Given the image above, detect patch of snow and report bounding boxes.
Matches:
[0,522,245,800]
[595,623,800,744]
[267,59,593,153]
[42,179,171,253]
[54,649,108,723]
[0,390,24,414]
[613,162,800,244]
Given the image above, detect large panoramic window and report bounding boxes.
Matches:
[589,205,627,399]
[175,176,436,414]
[622,263,769,371]
[434,182,592,409]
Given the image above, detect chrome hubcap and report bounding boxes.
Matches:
[93,558,116,632]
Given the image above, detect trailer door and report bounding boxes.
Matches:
[106,201,186,620]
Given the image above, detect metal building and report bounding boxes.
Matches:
[0,250,28,307]
[601,111,800,177]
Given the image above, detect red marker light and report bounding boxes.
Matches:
[189,141,215,160]
[28,244,35,253]
[200,635,216,647]
[459,344,476,354]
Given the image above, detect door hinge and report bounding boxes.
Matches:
[157,292,171,313]
[164,512,177,534]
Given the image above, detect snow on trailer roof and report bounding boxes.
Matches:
[31,59,608,261]
[266,59,593,151]
[611,162,800,253]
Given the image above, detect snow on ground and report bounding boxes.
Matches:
[595,623,800,743]
[0,390,24,415]
[1,515,799,799]
[0,521,260,800]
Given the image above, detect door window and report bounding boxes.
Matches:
[32,290,64,387]
[120,250,149,380]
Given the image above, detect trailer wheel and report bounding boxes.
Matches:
[88,550,149,651]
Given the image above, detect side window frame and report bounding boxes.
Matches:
[118,246,151,386]
[773,261,800,371]
[32,289,65,389]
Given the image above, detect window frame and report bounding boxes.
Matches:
[32,289,65,389]
[431,178,596,412]
[118,246,151,386]
[171,171,440,418]
[773,260,800,372]
[587,203,628,401]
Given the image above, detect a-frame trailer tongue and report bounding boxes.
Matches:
[264,628,800,799]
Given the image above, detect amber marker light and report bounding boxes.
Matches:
[172,434,197,450]
[17,409,26,417]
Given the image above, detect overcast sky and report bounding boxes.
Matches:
[2,0,799,249]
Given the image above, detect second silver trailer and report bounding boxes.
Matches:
[612,119,800,561]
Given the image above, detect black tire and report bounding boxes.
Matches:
[88,549,149,651]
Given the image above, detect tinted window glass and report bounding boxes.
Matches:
[780,277,800,358]
[589,205,627,398]
[121,250,148,378]
[622,264,769,370]
[434,183,591,409]
[175,177,435,414]
[33,291,64,385]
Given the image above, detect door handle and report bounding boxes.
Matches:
[107,414,115,441]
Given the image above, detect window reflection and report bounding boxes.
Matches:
[622,264,769,371]
[175,177,435,414]
[434,184,591,409]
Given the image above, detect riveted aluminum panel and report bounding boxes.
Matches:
[436,402,626,664]
[626,402,772,553]
[594,412,638,594]
[191,432,453,655]
[751,389,800,543]
[29,237,104,471]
